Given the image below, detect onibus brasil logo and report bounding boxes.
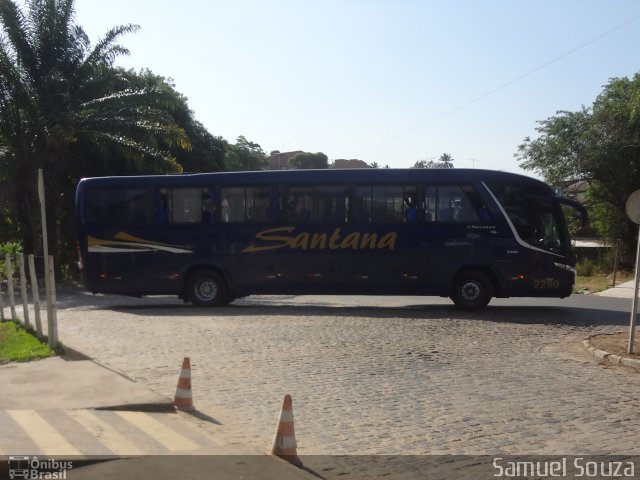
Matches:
[8,456,73,479]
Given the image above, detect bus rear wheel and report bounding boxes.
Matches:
[450,271,492,310]
[186,269,230,307]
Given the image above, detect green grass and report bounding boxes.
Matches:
[574,272,634,294]
[0,321,56,363]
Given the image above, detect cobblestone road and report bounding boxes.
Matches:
[53,290,638,462]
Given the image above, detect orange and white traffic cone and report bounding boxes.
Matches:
[271,394,302,466]
[174,357,195,412]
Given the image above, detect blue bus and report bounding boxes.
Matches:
[75,168,586,309]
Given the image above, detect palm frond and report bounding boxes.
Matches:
[91,131,182,169]
[0,0,37,74]
[79,87,154,107]
[85,23,139,66]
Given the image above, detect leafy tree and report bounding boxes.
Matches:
[122,70,226,173]
[289,152,329,169]
[224,136,267,171]
[438,153,454,167]
[412,153,454,169]
[176,120,226,173]
[0,0,190,266]
[516,74,640,253]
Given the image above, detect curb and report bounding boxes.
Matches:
[582,334,640,370]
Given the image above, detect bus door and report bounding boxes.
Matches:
[421,185,501,295]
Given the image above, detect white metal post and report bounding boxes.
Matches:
[38,169,53,336]
[627,225,640,354]
[18,254,30,328]
[5,253,16,321]
[28,254,42,337]
[0,271,4,321]
[47,255,58,347]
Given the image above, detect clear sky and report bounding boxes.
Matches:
[74,0,640,174]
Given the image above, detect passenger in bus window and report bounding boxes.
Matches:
[404,197,417,223]
[439,204,455,222]
[156,193,168,223]
[453,200,470,221]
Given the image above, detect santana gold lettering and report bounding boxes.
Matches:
[361,233,378,249]
[242,227,397,253]
[341,232,360,250]
[378,232,396,250]
[329,229,341,249]
[310,232,327,249]
[242,227,296,253]
[291,232,310,250]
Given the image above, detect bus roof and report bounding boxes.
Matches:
[77,168,552,191]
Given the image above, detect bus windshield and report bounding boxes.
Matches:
[487,183,570,256]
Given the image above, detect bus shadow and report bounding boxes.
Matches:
[54,284,630,327]
[96,301,629,328]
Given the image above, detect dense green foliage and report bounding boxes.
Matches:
[0,242,21,277]
[224,135,268,171]
[0,0,185,266]
[517,74,640,256]
[0,0,265,274]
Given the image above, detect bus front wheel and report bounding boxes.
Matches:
[186,270,230,307]
[450,271,492,310]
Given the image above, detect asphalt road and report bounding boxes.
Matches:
[52,290,637,464]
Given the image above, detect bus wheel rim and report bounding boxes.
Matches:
[196,279,218,301]
[461,281,481,302]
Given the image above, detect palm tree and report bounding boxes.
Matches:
[0,0,189,262]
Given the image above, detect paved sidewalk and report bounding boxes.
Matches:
[596,279,638,298]
[0,355,315,480]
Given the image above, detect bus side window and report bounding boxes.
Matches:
[436,185,487,223]
[156,191,168,223]
[287,187,313,223]
[87,188,152,225]
[437,186,457,221]
[220,188,245,223]
[159,187,213,224]
[455,185,491,223]
[372,186,401,222]
[422,186,437,221]
[246,187,271,223]
[315,187,347,223]
[366,185,417,223]
[353,187,372,223]
[201,188,215,223]
[281,186,348,224]
[220,187,271,223]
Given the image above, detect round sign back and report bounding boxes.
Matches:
[627,190,640,225]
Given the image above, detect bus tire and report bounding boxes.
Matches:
[450,271,492,310]
[186,269,230,307]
